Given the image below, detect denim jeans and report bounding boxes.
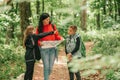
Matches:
[40,47,57,80]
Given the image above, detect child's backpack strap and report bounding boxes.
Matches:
[30,36,36,60]
[75,33,86,57]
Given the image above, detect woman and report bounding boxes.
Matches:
[35,13,63,80]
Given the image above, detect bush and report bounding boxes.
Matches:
[92,30,120,55]
[0,44,25,80]
[106,70,117,80]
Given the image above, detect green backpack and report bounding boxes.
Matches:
[79,37,86,57]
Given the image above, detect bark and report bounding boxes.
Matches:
[117,1,120,16]
[19,1,31,40]
[80,0,87,31]
[36,0,40,17]
[109,0,113,18]
[42,0,44,13]
[96,13,100,29]
[103,0,106,15]
[114,0,117,21]
[51,9,53,21]
[96,0,100,29]
[5,3,14,44]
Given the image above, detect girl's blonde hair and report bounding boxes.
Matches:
[23,26,34,48]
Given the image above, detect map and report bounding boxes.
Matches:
[41,39,64,48]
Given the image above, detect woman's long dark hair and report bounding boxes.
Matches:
[38,13,51,33]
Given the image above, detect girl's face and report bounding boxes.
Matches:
[68,27,75,35]
[43,17,50,25]
[28,27,34,34]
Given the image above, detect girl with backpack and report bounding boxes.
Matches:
[65,25,82,80]
[23,26,55,80]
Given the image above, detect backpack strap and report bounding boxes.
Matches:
[31,36,35,45]
[51,24,55,31]
[30,36,36,60]
[74,34,82,52]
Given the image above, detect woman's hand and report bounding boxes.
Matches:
[54,30,58,34]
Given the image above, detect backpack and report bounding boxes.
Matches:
[66,34,86,58]
[79,36,86,57]
[74,35,86,57]
[31,36,41,60]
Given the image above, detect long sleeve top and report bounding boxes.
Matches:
[35,24,62,45]
[25,31,54,62]
[65,34,81,57]
[65,37,80,55]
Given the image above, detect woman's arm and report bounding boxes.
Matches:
[35,31,54,40]
[65,44,68,54]
[52,25,63,40]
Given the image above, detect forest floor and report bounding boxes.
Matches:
[32,42,104,80]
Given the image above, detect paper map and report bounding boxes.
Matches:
[41,39,64,48]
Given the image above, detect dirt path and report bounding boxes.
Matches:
[32,42,94,80]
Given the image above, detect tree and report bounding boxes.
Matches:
[81,0,87,31]
[36,0,40,18]
[19,1,31,40]
[117,0,120,17]
[114,0,117,21]
[103,0,106,15]
[42,0,44,13]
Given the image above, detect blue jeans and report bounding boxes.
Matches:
[40,47,57,80]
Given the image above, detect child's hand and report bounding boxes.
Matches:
[39,42,44,46]
[67,53,72,62]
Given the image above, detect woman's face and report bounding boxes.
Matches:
[68,27,75,35]
[43,17,50,25]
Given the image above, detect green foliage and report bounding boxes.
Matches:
[0,0,120,79]
[68,53,120,79]
[92,29,120,55]
[0,10,20,44]
[0,44,25,80]
[68,28,120,79]
[106,70,118,80]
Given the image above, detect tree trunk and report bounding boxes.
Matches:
[58,0,62,19]
[96,0,100,29]
[51,9,53,22]
[42,0,44,13]
[109,0,113,18]
[36,0,40,18]
[117,0,120,16]
[5,3,14,44]
[96,13,100,29]
[50,2,54,22]
[80,0,87,31]
[114,0,117,21]
[103,0,106,15]
[15,2,18,14]
[19,1,31,40]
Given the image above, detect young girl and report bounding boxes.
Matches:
[65,25,81,80]
[23,26,55,80]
